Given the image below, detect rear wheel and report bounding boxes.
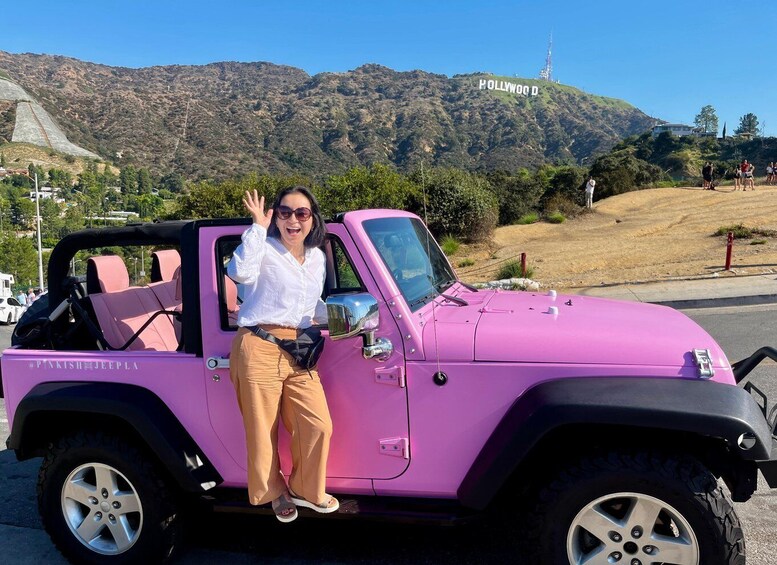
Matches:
[530,451,745,565]
[38,431,182,564]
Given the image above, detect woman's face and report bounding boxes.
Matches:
[275,192,313,250]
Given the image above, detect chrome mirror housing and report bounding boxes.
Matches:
[326,293,380,341]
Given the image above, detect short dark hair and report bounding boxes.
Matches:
[267,185,327,248]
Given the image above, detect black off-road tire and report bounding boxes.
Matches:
[528,450,744,565]
[38,431,182,564]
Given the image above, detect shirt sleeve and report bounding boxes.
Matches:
[227,224,268,285]
[313,248,328,324]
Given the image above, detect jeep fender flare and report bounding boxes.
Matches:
[7,381,222,493]
[457,377,771,510]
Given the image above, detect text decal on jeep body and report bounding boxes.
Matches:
[28,360,141,371]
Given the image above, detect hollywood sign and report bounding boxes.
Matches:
[479,78,539,96]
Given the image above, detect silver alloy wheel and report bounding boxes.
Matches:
[567,491,699,565]
[61,462,144,555]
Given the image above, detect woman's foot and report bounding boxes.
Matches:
[289,489,340,514]
[271,492,298,523]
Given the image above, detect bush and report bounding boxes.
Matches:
[543,194,580,219]
[440,235,461,255]
[714,224,776,239]
[487,169,544,225]
[546,212,566,224]
[320,164,419,216]
[496,260,533,280]
[517,212,539,224]
[413,167,499,242]
[458,258,475,268]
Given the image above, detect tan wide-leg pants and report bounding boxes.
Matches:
[230,326,333,506]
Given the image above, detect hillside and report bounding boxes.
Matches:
[0,51,655,179]
[456,184,777,288]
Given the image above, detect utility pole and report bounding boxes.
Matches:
[34,173,44,291]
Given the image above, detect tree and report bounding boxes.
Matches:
[48,168,73,189]
[137,168,153,195]
[120,166,138,195]
[735,113,759,136]
[694,105,719,134]
[159,172,185,194]
[0,231,38,286]
[319,164,419,216]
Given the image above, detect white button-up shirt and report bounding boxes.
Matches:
[227,224,327,328]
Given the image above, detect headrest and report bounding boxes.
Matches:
[150,249,181,282]
[86,255,130,294]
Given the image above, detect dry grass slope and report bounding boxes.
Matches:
[456,185,777,289]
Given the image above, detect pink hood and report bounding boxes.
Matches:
[425,289,729,370]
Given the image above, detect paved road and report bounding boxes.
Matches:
[2,306,777,564]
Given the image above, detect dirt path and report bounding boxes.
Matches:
[456,184,777,290]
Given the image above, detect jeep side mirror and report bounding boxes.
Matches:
[326,293,379,340]
[326,293,393,361]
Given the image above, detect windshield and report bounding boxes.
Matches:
[363,217,457,311]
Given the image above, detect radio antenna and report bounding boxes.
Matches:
[420,161,443,374]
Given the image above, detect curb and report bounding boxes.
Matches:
[650,294,777,310]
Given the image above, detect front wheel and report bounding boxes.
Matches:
[38,431,182,564]
[530,451,745,565]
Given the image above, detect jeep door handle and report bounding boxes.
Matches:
[206,356,230,369]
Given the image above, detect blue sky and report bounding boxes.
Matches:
[3,0,776,135]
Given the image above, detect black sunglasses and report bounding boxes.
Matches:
[276,205,312,221]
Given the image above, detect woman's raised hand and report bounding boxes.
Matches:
[243,190,273,229]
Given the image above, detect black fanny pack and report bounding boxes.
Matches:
[249,325,325,370]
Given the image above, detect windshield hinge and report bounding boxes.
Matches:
[379,437,410,459]
[375,366,405,387]
[693,349,715,379]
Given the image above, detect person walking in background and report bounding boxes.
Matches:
[26,288,34,306]
[702,162,713,189]
[767,162,774,185]
[746,162,755,190]
[16,290,26,306]
[584,177,596,209]
[733,164,742,190]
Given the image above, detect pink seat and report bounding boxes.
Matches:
[151,250,181,282]
[225,275,239,325]
[87,255,180,351]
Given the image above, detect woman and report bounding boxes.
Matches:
[227,186,338,523]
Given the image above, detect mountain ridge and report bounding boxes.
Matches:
[0,51,657,179]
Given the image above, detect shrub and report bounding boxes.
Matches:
[496,260,533,280]
[546,211,566,224]
[543,194,580,219]
[517,212,539,224]
[413,167,499,242]
[751,240,767,245]
[440,235,461,255]
[458,258,475,268]
[714,224,776,238]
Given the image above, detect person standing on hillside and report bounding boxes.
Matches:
[584,177,596,209]
[702,162,713,189]
[746,162,755,190]
[766,162,774,185]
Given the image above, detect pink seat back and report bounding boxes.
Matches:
[87,255,180,351]
[86,256,130,294]
[151,250,181,282]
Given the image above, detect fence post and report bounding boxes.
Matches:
[725,232,734,270]
[520,252,527,277]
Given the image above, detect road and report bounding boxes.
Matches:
[1,305,777,564]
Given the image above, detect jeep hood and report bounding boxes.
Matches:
[465,291,728,369]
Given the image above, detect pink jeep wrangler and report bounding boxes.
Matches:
[2,209,776,564]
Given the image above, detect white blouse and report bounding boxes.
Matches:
[227,224,327,328]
